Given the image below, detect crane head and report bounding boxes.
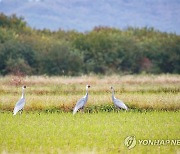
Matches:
[86,85,90,88]
[86,85,90,90]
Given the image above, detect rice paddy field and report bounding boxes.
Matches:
[0,75,180,153]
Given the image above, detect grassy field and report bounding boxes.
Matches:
[0,74,180,111]
[0,112,180,153]
[0,75,180,153]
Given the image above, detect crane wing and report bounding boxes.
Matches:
[13,98,25,115]
[73,97,86,115]
[114,98,128,110]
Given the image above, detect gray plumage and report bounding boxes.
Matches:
[13,86,26,115]
[111,86,128,110]
[73,85,90,115]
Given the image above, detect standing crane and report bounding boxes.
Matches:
[111,86,128,110]
[73,85,90,115]
[13,85,26,115]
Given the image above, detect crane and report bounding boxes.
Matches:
[111,86,128,110]
[13,85,26,115]
[73,85,90,115]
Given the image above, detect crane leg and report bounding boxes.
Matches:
[20,109,23,115]
[80,107,85,113]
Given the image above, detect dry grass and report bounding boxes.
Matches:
[1,74,180,85]
[0,74,180,112]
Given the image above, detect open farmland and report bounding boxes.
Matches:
[0,74,180,111]
[0,75,180,153]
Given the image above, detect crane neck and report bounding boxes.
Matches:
[21,88,25,98]
[85,89,89,96]
[112,89,115,100]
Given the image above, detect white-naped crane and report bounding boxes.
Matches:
[73,85,90,115]
[111,86,128,110]
[13,85,26,115]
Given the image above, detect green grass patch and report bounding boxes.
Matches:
[0,111,179,153]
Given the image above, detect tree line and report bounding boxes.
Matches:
[0,13,179,75]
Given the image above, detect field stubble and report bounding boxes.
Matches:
[0,74,180,112]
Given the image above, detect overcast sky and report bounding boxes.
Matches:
[0,0,179,34]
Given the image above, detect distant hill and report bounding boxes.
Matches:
[0,0,179,33]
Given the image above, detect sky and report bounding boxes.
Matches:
[0,0,179,34]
